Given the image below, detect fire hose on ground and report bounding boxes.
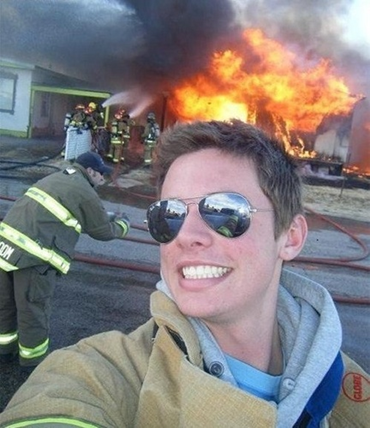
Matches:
[0,154,62,179]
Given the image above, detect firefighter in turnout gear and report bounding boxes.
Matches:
[84,102,108,154]
[64,102,102,135]
[142,112,160,166]
[63,103,104,160]
[67,104,88,133]
[85,102,104,132]
[0,152,130,371]
[63,104,85,132]
[107,109,135,163]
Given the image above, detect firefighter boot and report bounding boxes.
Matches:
[120,145,125,162]
[143,143,154,166]
[112,144,122,163]
[107,144,114,159]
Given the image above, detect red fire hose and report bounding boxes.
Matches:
[1,193,369,305]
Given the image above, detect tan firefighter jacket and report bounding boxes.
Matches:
[0,285,369,428]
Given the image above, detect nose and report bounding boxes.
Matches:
[175,204,213,247]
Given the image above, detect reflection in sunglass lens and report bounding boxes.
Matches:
[147,192,252,244]
[199,193,250,238]
[147,200,186,243]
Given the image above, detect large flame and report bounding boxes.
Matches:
[170,29,358,137]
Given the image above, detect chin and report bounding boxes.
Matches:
[175,295,217,320]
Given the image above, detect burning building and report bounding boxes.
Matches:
[313,98,370,176]
[347,98,370,176]
[2,1,368,177]
[164,29,368,176]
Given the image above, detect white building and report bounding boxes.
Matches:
[0,57,111,139]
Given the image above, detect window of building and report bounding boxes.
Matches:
[0,71,17,113]
[41,92,50,117]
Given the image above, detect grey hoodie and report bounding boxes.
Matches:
[156,268,342,427]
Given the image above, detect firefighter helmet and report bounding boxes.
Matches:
[75,104,85,110]
[88,102,97,111]
[115,108,129,120]
[147,112,156,121]
[114,109,124,120]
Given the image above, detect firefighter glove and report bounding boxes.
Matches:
[115,213,130,237]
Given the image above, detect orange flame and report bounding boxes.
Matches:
[170,29,358,134]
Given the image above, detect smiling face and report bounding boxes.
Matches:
[160,148,304,327]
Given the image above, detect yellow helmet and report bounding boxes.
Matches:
[88,102,97,110]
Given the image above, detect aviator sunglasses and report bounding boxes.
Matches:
[146,192,273,244]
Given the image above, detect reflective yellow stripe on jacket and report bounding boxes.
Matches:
[0,223,70,274]
[3,417,100,427]
[25,187,82,233]
[0,257,19,271]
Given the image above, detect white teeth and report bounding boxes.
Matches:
[182,265,230,279]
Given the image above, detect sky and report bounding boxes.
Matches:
[0,0,369,106]
[343,0,370,49]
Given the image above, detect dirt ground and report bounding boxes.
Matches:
[302,184,369,223]
[111,164,370,223]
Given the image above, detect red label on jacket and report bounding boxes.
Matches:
[342,372,370,402]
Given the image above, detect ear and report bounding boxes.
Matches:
[279,214,308,261]
[86,167,94,176]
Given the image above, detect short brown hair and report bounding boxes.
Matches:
[152,120,303,238]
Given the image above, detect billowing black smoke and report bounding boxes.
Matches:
[0,0,237,93]
[1,0,369,100]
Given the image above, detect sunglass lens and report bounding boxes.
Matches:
[147,199,186,243]
[199,193,250,238]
